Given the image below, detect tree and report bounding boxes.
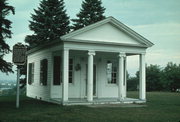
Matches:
[0,0,15,74]
[135,64,162,91]
[127,77,138,91]
[72,0,106,30]
[146,64,162,91]
[25,0,70,47]
[134,63,180,92]
[161,62,180,91]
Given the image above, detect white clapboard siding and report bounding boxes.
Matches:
[27,48,53,100]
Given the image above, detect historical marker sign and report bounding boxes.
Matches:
[12,43,27,108]
[12,43,27,65]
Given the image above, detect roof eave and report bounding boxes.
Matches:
[26,39,61,55]
[62,38,149,48]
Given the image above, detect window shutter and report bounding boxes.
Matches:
[28,63,32,84]
[43,59,48,85]
[40,59,48,85]
[40,60,43,84]
[53,56,61,85]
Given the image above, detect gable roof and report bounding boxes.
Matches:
[61,16,154,47]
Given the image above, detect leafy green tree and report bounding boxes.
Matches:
[25,0,70,47]
[134,63,180,91]
[135,64,162,91]
[127,77,138,91]
[161,62,180,91]
[146,64,162,91]
[72,0,106,30]
[0,0,14,74]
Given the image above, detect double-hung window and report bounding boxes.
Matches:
[40,59,48,85]
[28,63,34,84]
[69,58,73,83]
[107,60,117,84]
[53,57,74,85]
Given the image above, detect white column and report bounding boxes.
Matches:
[87,51,95,102]
[139,53,146,100]
[124,57,127,98]
[118,52,126,101]
[62,48,69,102]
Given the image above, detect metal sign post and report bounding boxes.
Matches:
[16,66,20,108]
[12,43,27,109]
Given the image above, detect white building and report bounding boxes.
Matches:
[26,17,154,105]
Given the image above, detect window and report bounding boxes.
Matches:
[40,59,48,85]
[53,57,73,85]
[107,61,117,84]
[69,58,73,83]
[28,63,34,84]
[53,56,61,85]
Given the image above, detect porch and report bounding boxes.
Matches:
[50,97,146,105]
[55,49,146,104]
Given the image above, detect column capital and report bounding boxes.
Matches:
[63,48,69,51]
[88,50,96,56]
[140,52,146,55]
[118,52,126,58]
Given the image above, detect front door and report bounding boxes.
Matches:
[85,64,96,96]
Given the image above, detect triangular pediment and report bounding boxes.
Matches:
[61,17,154,47]
[71,23,142,45]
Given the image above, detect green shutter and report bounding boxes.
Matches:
[53,56,61,85]
[43,59,48,85]
[28,63,32,84]
[40,59,48,85]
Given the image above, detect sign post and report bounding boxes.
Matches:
[12,43,27,108]
[16,66,20,108]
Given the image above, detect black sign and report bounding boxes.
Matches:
[12,43,27,65]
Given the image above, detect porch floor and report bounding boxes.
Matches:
[50,97,146,105]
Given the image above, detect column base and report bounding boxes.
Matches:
[62,100,69,105]
[87,99,93,102]
[87,100,93,103]
[118,97,125,101]
[139,98,146,101]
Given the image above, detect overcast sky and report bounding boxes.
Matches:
[0,0,180,80]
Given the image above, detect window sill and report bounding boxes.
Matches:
[69,82,74,86]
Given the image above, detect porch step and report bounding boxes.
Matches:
[49,98,146,106]
[63,100,145,106]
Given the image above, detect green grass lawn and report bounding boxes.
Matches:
[0,92,180,122]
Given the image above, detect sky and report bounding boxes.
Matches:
[0,0,180,80]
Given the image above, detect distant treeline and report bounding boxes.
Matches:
[128,62,180,92]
